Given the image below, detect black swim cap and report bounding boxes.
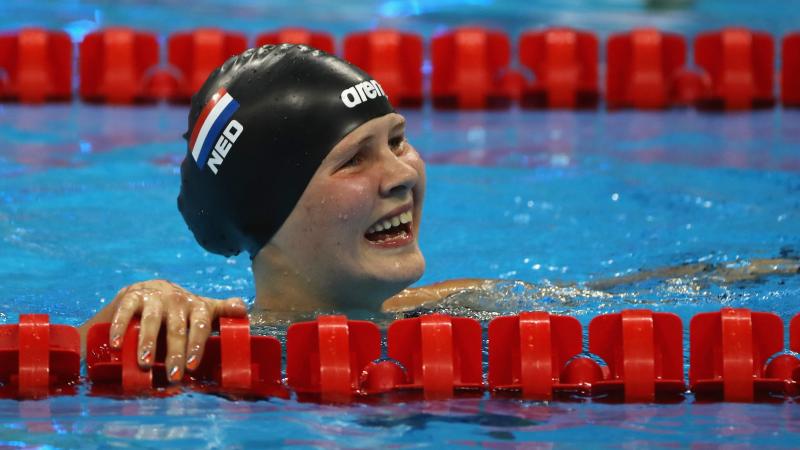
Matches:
[178,44,395,257]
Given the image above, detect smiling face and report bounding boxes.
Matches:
[257,113,426,309]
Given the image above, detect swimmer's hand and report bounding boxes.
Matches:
[78,280,247,383]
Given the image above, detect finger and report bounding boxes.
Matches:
[137,292,164,369]
[109,291,142,349]
[185,302,213,372]
[212,297,249,318]
[165,302,189,383]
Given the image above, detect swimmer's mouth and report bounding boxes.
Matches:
[364,210,413,245]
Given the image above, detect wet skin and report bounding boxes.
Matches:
[79,113,428,381]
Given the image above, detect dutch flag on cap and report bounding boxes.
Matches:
[189,88,240,169]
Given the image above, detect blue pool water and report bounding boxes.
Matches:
[2,103,800,447]
[3,0,800,447]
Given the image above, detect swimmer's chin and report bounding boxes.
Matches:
[346,261,426,312]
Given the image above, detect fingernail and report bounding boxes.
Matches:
[169,365,181,382]
[110,334,121,348]
[186,354,198,370]
[140,348,151,364]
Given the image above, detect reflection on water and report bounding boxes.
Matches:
[2,396,798,447]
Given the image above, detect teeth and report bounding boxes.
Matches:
[366,211,413,235]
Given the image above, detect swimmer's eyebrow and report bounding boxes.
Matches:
[342,118,406,153]
[351,135,375,149]
[391,118,406,133]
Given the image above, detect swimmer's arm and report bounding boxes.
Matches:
[584,263,713,290]
[381,258,800,312]
[381,278,491,312]
[584,258,799,290]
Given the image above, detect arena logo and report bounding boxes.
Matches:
[189,88,245,175]
[340,80,388,108]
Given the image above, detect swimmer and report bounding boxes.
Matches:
[78,44,800,381]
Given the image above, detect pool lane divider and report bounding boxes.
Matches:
[2,308,799,401]
[589,310,685,402]
[287,315,381,402]
[0,28,73,103]
[520,28,600,109]
[784,33,800,107]
[5,26,799,109]
[343,29,424,108]
[86,317,284,398]
[388,315,484,398]
[489,312,585,400]
[690,309,799,401]
[79,28,162,104]
[0,314,80,399]
[605,29,689,109]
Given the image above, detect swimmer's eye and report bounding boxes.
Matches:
[341,151,365,168]
[389,136,406,152]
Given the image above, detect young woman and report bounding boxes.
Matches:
[79,44,800,383]
[81,44,458,382]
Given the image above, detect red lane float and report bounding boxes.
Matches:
[88,317,173,394]
[488,312,584,399]
[0,314,80,399]
[0,28,72,103]
[88,317,280,396]
[344,29,424,107]
[790,314,800,395]
[255,28,335,53]
[689,308,794,401]
[431,27,514,109]
[188,317,283,397]
[6,309,800,401]
[79,28,160,104]
[388,314,483,398]
[167,28,248,102]
[519,28,599,109]
[590,310,685,402]
[286,315,383,401]
[606,28,688,109]
[694,28,775,110]
[782,33,800,107]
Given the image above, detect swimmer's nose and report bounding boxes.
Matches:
[379,149,418,198]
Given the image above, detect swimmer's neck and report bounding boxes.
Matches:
[250,255,333,321]
[250,246,387,323]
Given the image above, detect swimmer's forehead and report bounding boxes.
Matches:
[331,114,406,152]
